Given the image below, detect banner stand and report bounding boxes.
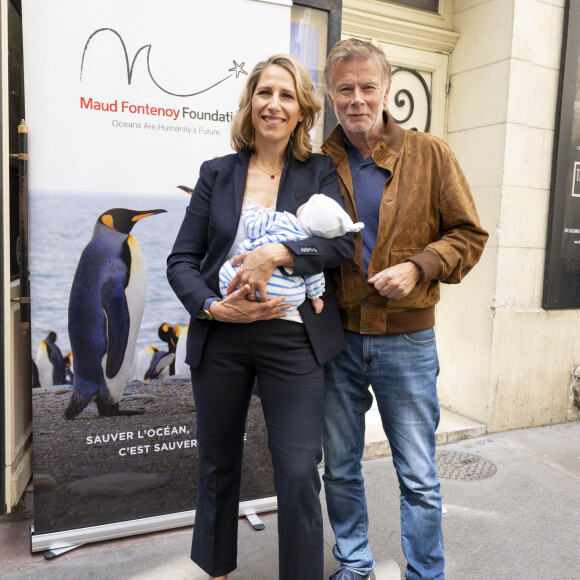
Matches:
[23,0,290,554]
[30,496,277,557]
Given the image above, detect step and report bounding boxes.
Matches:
[363,406,487,461]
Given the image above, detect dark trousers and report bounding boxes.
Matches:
[190,320,324,579]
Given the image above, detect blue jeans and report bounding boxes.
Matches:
[323,329,444,580]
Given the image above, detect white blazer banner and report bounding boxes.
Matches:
[22,0,291,552]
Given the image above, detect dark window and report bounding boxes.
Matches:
[9,0,24,280]
[382,0,439,12]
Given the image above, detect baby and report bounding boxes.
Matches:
[219,194,363,315]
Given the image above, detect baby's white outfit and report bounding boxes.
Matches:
[219,194,363,317]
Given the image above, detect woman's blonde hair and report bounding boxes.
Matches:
[230,55,321,162]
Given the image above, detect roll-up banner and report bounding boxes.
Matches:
[23,0,291,553]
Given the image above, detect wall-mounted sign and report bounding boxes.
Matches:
[544,0,580,308]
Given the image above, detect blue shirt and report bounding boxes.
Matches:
[345,134,391,275]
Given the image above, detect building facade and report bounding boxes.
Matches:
[341,0,576,433]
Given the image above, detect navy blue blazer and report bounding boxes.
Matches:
[167,147,355,369]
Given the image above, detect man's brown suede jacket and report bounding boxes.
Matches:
[321,111,489,334]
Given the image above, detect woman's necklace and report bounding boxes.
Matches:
[252,156,284,180]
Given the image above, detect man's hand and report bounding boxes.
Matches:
[368,262,421,299]
[227,243,295,301]
[211,285,288,322]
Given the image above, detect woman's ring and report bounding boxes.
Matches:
[247,292,255,299]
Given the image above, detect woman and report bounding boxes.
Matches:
[167,54,355,580]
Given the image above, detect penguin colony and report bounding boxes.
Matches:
[34,193,195,414]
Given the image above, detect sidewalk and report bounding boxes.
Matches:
[2,420,579,579]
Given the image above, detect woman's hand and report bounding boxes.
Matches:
[226,243,295,301]
[211,284,288,323]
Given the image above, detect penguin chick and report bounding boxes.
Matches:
[36,331,67,387]
[64,207,166,419]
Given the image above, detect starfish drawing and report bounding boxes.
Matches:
[228,60,248,78]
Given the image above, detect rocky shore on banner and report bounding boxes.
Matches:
[32,377,275,535]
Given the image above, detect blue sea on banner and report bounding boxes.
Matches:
[30,190,194,357]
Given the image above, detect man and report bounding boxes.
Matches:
[321,39,488,580]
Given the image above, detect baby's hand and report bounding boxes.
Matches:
[296,202,306,220]
[311,297,324,315]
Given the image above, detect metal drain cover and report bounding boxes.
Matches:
[436,450,497,480]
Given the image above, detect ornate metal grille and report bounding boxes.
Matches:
[390,67,432,133]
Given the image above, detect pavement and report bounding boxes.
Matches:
[1,416,579,579]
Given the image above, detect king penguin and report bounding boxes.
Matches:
[144,346,174,381]
[63,351,74,384]
[63,207,166,419]
[158,322,181,375]
[132,344,174,381]
[174,324,189,376]
[35,331,67,387]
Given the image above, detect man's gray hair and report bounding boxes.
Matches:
[324,38,391,95]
